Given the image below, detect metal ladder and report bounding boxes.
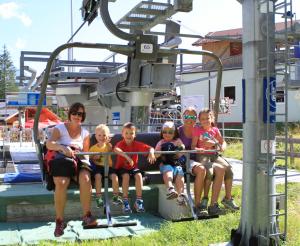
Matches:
[262,0,295,242]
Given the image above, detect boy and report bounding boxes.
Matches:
[89,124,122,207]
[114,122,156,213]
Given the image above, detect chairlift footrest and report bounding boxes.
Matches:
[171,214,219,222]
[83,221,137,229]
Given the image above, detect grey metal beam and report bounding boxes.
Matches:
[21,51,52,56]
[21,57,50,62]
[145,30,204,39]
[50,71,116,80]
[57,60,123,67]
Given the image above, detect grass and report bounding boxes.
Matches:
[38,183,300,246]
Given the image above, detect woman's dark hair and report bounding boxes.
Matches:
[198,108,215,127]
[68,102,86,122]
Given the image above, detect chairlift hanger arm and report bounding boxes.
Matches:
[100,0,137,41]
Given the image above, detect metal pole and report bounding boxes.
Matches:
[68,0,74,72]
[233,1,277,245]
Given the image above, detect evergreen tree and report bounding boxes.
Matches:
[0,45,18,99]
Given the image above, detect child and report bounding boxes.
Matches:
[155,121,187,206]
[89,124,122,208]
[114,122,156,213]
[192,108,239,215]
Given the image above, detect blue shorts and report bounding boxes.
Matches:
[159,164,184,177]
[90,161,114,177]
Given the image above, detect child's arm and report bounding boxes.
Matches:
[215,133,226,152]
[114,147,134,167]
[147,147,156,164]
[107,143,113,167]
[175,139,185,158]
[192,135,205,152]
[154,141,162,158]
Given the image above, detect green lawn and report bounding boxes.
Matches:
[224,140,300,171]
[38,183,300,246]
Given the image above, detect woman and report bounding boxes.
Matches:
[46,102,96,237]
[178,107,207,216]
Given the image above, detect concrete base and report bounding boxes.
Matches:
[0,183,158,222]
[157,184,192,220]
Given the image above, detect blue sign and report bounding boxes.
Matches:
[7,92,46,106]
[263,77,276,123]
[112,112,120,121]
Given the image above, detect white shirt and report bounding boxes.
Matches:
[55,123,89,150]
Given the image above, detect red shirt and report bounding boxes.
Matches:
[114,140,151,170]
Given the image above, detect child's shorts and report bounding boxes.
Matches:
[197,154,233,180]
[159,164,184,177]
[91,161,115,177]
[187,159,204,175]
[114,168,142,178]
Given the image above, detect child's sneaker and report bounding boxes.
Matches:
[96,196,104,208]
[166,187,178,200]
[199,197,209,210]
[134,199,145,213]
[122,199,132,213]
[112,194,123,205]
[82,211,97,227]
[176,193,187,206]
[54,218,67,237]
[194,206,208,217]
[221,197,240,211]
[208,203,222,216]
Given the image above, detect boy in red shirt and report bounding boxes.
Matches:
[114,122,156,213]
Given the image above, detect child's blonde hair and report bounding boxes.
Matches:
[95,124,110,135]
[198,108,215,127]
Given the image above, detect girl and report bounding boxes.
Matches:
[192,108,239,215]
[192,108,226,215]
[155,121,186,206]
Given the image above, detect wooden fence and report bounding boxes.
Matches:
[276,136,300,168]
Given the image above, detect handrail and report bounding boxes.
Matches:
[77,149,219,157]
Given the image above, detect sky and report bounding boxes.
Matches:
[0,0,299,76]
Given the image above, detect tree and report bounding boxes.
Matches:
[0,45,18,99]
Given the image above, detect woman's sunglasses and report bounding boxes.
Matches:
[71,111,84,117]
[162,130,175,135]
[183,115,197,120]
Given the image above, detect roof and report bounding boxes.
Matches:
[193,20,295,46]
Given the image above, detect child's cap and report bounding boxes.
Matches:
[162,121,175,130]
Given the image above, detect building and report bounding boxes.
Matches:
[180,21,300,123]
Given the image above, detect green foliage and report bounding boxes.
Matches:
[224,140,243,160]
[0,45,18,99]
